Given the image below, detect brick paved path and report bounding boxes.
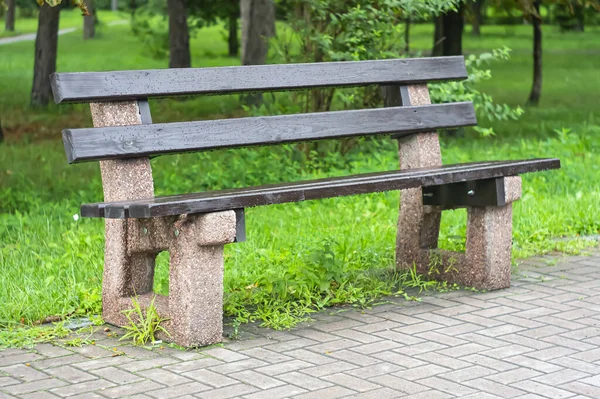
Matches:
[1,248,599,399]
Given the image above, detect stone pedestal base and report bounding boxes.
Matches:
[102,211,237,347]
[396,177,522,291]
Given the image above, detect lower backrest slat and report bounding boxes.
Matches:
[63,102,476,163]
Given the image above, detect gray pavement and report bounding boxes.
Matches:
[0,247,599,399]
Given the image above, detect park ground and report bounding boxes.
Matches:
[0,11,599,346]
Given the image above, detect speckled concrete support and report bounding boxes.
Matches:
[91,102,236,347]
[394,85,522,290]
[395,85,444,266]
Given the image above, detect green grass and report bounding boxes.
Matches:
[0,18,599,345]
[0,8,129,38]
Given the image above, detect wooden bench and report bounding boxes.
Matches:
[51,56,560,347]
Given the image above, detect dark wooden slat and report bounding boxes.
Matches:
[51,57,467,104]
[80,158,560,219]
[63,102,476,164]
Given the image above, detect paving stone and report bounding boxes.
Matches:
[343,387,401,399]
[195,383,259,399]
[486,368,543,384]
[0,377,19,387]
[321,373,381,392]
[369,375,429,394]
[393,364,451,381]
[138,368,193,386]
[281,349,335,365]
[512,380,576,399]
[29,355,89,370]
[414,352,472,370]
[277,371,333,391]
[532,369,590,386]
[165,357,224,373]
[301,361,358,378]
[2,378,67,395]
[263,339,319,353]
[49,378,116,397]
[418,376,477,396]
[0,364,49,382]
[242,384,307,399]
[291,386,355,399]
[33,345,73,358]
[0,353,42,367]
[437,365,496,383]
[91,366,143,384]
[242,348,293,364]
[118,357,180,372]
[145,381,209,398]
[208,358,269,374]
[230,370,285,389]
[45,365,97,383]
[504,355,563,373]
[201,347,249,362]
[182,368,237,387]
[462,378,526,398]
[18,392,62,399]
[254,360,312,376]
[345,363,404,379]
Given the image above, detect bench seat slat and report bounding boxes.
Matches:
[80,158,560,219]
[51,57,467,104]
[63,102,476,163]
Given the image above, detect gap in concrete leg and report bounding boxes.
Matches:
[153,251,170,296]
[439,208,467,252]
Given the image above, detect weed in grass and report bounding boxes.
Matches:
[120,296,170,346]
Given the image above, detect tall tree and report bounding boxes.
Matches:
[83,0,96,40]
[112,0,118,11]
[240,0,275,66]
[471,0,485,36]
[432,3,464,56]
[31,2,60,107]
[167,0,191,68]
[528,0,542,105]
[5,0,16,32]
[228,5,239,57]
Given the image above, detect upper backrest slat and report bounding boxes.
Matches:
[51,57,467,104]
[63,102,476,164]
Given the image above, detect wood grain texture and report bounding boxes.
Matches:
[80,158,561,219]
[63,102,476,163]
[51,57,467,104]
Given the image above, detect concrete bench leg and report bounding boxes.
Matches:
[165,212,236,347]
[463,204,514,290]
[396,176,522,291]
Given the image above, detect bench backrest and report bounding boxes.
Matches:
[52,57,476,164]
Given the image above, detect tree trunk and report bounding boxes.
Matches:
[31,3,60,107]
[432,5,464,56]
[167,0,191,68]
[5,0,16,32]
[432,15,444,56]
[472,0,484,36]
[240,0,274,106]
[442,4,464,55]
[83,0,96,40]
[528,0,542,106]
[240,0,274,65]
[112,0,118,12]
[404,18,410,54]
[228,9,239,57]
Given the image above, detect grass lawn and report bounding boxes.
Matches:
[0,17,599,345]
